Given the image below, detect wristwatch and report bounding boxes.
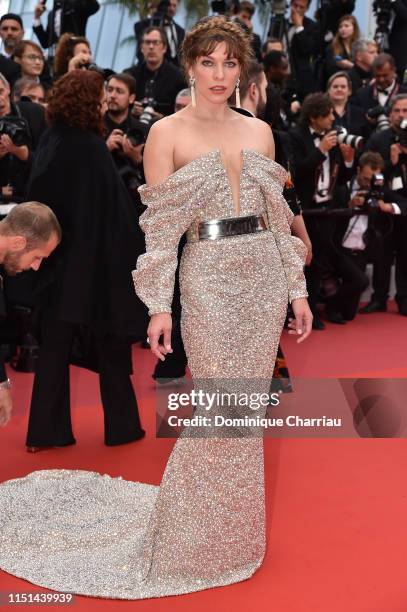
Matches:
[0,378,11,390]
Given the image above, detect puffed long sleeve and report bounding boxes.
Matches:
[132,172,207,315]
[246,154,308,303]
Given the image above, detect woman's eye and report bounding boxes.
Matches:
[202,60,212,66]
[226,62,237,67]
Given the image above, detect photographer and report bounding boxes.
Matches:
[268,0,320,102]
[125,26,186,118]
[0,72,46,202]
[362,94,407,315]
[353,53,407,133]
[388,0,407,76]
[0,14,23,87]
[0,202,61,427]
[32,0,100,49]
[348,39,378,95]
[104,73,148,204]
[134,0,185,66]
[327,152,406,322]
[289,92,355,328]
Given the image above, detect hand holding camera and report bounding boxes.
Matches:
[106,128,124,152]
[68,51,93,72]
[319,130,338,153]
[350,191,366,208]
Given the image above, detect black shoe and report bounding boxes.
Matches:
[359,300,387,314]
[325,310,346,325]
[312,316,325,330]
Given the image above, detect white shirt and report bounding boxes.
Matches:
[310,128,331,204]
[342,179,401,250]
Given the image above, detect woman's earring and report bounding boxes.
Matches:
[235,77,241,108]
[189,75,196,107]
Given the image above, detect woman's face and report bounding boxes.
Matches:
[338,19,354,41]
[328,76,351,103]
[190,42,240,106]
[73,42,92,65]
[17,44,44,77]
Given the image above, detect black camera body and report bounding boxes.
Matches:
[396,118,407,148]
[362,173,385,212]
[0,116,28,147]
[366,104,391,131]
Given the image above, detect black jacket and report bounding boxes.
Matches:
[389,0,407,75]
[269,15,319,100]
[353,81,407,114]
[26,124,148,338]
[124,60,186,116]
[0,55,20,87]
[33,0,100,48]
[289,125,353,209]
[348,64,372,98]
[133,17,185,65]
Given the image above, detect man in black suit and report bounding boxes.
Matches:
[348,39,378,96]
[32,0,99,49]
[0,14,24,86]
[269,0,319,101]
[328,152,407,322]
[134,0,184,66]
[125,26,186,117]
[289,92,355,326]
[353,53,407,132]
[233,1,262,62]
[361,94,407,316]
[0,203,61,428]
[388,0,407,78]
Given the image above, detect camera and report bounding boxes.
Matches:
[0,116,29,147]
[396,118,407,148]
[139,98,157,126]
[361,173,385,212]
[366,104,391,131]
[373,0,394,49]
[336,127,364,151]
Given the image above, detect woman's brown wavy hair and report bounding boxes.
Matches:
[46,70,104,135]
[54,32,90,77]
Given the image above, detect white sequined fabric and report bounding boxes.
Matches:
[0,149,308,600]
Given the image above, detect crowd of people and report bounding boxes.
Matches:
[1,0,407,429]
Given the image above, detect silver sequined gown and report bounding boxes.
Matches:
[0,149,307,599]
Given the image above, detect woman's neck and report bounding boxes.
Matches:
[191,98,233,123]
[333,101,347,115]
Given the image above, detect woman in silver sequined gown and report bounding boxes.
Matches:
[0,17,311,601]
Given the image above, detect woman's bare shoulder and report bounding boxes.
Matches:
[238,115,275,157]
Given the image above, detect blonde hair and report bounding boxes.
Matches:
[180,16,253,80]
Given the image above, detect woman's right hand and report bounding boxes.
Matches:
[148,313,173,361]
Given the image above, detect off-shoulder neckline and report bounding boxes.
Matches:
[141,148,284,190]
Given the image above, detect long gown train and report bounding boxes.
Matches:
[0,149,307,599]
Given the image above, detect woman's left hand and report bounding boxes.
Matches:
[287,298,313,343]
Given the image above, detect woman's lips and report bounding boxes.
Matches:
[210,87,226,93]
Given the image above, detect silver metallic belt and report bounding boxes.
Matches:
[187,213,270,243]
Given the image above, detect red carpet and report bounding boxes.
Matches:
[1,304,407,611]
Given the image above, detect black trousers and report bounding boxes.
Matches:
[304,213,337,314]
[371,215,407,305]
[325,247,369,320]
[26,309,144,447]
